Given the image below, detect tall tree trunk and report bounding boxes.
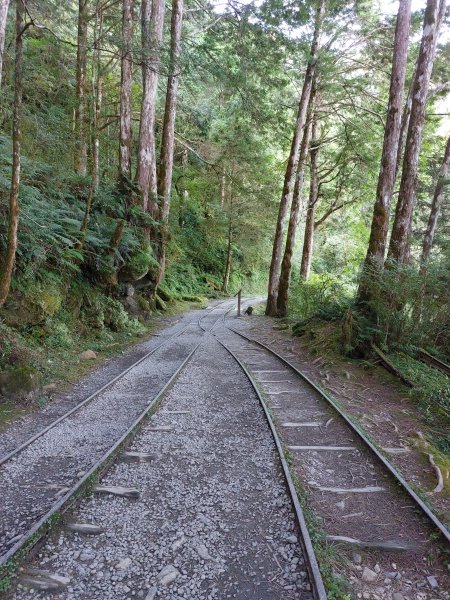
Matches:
[420,135,450,268]
[395,73,414,181]
[75,0,89,176]
[118,0,134,187]
[136,0,165,214]
[92,0,103,191]
[266,0,325,316]
[0,0,23,308]
[220,166,226,208]
[387,0,446,266]
[357,0,411,302]
[300,119,320,281]
[0,0,10,87]
[177,146,188,228]
[276,85,317,317]
[222,197,233,293]
[157,0,184,281]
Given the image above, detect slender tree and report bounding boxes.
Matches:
[420,135,450,269]
[136,0,165,214]
[92,0,104,191]
[75,0,89,176]
[118,0,134,187]
[266,0,325,316]
[357,0,412,302]
[300,117,320,281]
[0,0,24,307]
[222,195,233,293]
[0,0,10,87]
[276,85,317,316]
[157,0,184,279]
[387,0,446,265]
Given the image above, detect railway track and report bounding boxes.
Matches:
[0,300,234,579]
[216,325,449,597]
[3,303,325,599]
[417,349,450,377]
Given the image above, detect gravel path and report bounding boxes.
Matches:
[11,336,312,600]
[0,302,236,557]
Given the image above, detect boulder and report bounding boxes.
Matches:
[79,350,97,361]
[0,366,42,402]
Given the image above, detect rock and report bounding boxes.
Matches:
[79,549,96,562]
[285,535,298,544]
[374,564,381,573]
[392,593,405,600]
[116,558,132,571]
[171,536,186,551]
[335,500,345,510]
[145,588,157,600]
[156,565,179,586]
[352,552,362,564]
[79,350,97,361]
[195,543,214,561]
[43,383,57,393]
[361,567,378,583]
[0,366,42,402]
[427,575,438,589]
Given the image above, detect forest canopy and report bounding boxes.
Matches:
[0,0,449,358]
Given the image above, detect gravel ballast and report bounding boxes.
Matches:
[11,335,312,599]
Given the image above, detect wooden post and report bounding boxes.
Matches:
[237,289,241,317]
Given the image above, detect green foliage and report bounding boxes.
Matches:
[289,274,352,324]
[360,260,450,351]
[389,353,450,455]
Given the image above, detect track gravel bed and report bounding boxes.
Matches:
[0,302,236,558]
[0,308,206,459]
[11,336,312,600]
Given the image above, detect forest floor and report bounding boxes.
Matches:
[239,309,449,524]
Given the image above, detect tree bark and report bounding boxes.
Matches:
[157,0,184,281]
[276,86,317,317]
[420,135,450,268]
[222,197,233,293]
[357,0,411,302]
[300,118,320,281]
[75,0,89,177]
[0,0,23,308]
[136,0,165,214]
[387,0,446,266]
[92,0,103,191]
[118,0,134,187]
[0,0,10,88]
[266,0,325,316]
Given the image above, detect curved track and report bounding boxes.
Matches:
[2,299,326,600]
[223,326,449,545]
[0,300,233,568]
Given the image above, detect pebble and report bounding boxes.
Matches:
[156,565,180,586]
[392,593,405,600]
[145,588,157,600]
[361,567,378,583]
[116,557,132,571]
[427,575,438,589]
[352,552,362,564]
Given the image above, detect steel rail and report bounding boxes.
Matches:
[216,336,327,600]
[0,342,201,584]
[417,349,450,378]
[227,327,450,545]
[0,301,227,468]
